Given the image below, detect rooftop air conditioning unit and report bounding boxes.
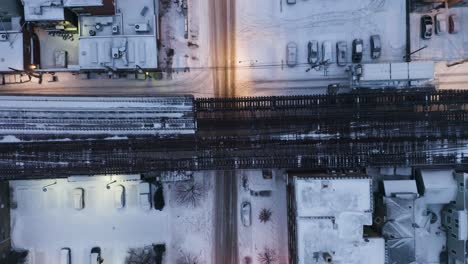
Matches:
[112,25,119,34]
[134,23,149,32]
[0,34,8,41]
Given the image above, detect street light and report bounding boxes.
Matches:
[42,181,57,192]
[106,180,117,189]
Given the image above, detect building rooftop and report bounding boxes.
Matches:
[293,177,384,264]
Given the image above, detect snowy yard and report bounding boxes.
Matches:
[235,0,407,96]
[237,170,289,264]
[9,172,214,264]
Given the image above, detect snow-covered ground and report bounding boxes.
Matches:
[411,7,468,61]
[235,0,407,96]
[237,170,289,264]
[9,172,214,264]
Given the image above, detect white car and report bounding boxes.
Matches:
[286,42,298,67]
[60,248,71,264]
[139,182,151,210]
[241,201,251,227]
[113,185,125,209]
[322,41,332,65]
[435,13,447,35]
[73,188,84,210]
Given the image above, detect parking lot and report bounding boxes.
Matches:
[9,173,214,264]
[235,0,407,95]
[411,7,468,61]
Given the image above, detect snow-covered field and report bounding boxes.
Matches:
[9,172,214,264]
[237,170,289,264]
[235,0,407,96]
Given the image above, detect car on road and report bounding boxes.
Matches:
[73,188,84,210]
[286,0,296,4]
[241,201,251,227]
[307,40,319,65]
[322,41,332,65]
[449,14,460,34]
[250,190,272,197]
[421,15,433,39]
[336,41,347,66]
[90,247,103,264]
[352,39,363,63]
[114,185,125,209]
[370,35,381,59]
[435,13,447,35]
[60,248,71,264]
[286,42,298,67]
[139,182,152,210]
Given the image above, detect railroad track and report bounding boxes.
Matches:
[0,89,467,179]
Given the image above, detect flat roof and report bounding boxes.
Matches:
[0,33,24,72]
[294,177,372,218]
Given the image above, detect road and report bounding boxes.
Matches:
[209,0,236,97]
[214,170,239,264]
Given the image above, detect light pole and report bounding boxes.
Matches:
[106,180,117,189]
[42,181,57,192]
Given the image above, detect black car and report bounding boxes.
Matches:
[421,15,433,39]
[91,247,103,264]
[352,39,363,63]
[370,35,381,59]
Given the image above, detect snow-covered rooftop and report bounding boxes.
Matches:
[0,32,24,72]
[293,177,384,264]
[78,0,158,69]
[294,177,372,218]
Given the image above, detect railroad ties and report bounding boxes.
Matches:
[0,89,467,179]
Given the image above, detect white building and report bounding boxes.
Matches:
[289,176,385,264]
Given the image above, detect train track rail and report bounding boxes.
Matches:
[0,89,467,179]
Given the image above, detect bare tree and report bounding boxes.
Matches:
[257,247,277,264]
[125,246,156,264]
[175,181,203,207]
[259,208,272,223]
[176,251,200,264]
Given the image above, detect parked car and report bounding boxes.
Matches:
[435,13,447,35]
[370,35,381,59]
[307,40,319,65]
[113,185,125,209]
[73,188,84,210]
[352,39,363,63]
[336,41,347,66]
[139,182,151,210]
[421,15,433,39]
[286,0,296,4]
[90,247,103,264]
[286,42,298,67]
[327,83,340,95]
[241,201,251,227]
[322,41,332,65]
[449,14,460,34]
[60,248,71,264]
[250,190,272,197]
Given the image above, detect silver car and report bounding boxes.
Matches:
[336,41,347,66]
[241,201,251,227]
[322,41,332,65]
[286,42,298,67]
